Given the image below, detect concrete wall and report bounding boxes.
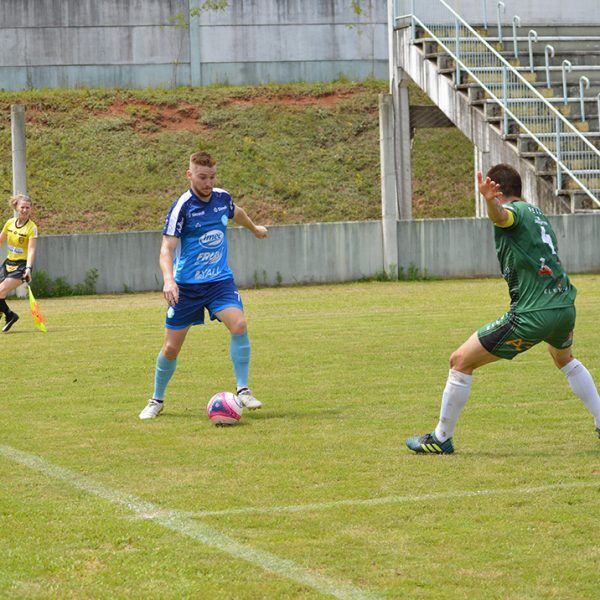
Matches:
[15,215,599,294]
[32,221,385,294]
[0,0,387,91]
[396,214,600,278]
[394,0,598,26]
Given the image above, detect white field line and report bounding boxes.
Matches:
[0,444,379,600]
[181,481,599,518]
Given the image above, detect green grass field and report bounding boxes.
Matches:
[1,277,599,598]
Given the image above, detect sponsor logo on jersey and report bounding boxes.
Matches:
[221,215,229,226]
[195,266,223,280]
[214,206,228,213]
[199,230,224,249]
[538,257,553,276]
[195,250,223,265]
[191,210,205,217]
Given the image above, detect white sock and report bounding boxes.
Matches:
[561,359,600,428]
[434,369,473,442]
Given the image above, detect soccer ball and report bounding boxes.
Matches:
[207,392,243,426]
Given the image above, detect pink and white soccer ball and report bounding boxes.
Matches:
[207,392,243,425]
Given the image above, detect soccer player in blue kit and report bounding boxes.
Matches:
[139,151,268,419]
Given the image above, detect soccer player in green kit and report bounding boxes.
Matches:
[407,164,600,454]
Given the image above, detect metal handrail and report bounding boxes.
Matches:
[395,0,600,205]
[512,16,521,58]
[580,76,591,121]
[528,30,538,73]
[544,45,555,88]
[562,60,572,103]
[497,2,505,44]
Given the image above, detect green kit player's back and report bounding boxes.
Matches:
[495,200,576,313]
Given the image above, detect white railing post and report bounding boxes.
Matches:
[528,29,538,73]
[482,0,488,30]
[579,76,590,122]
[544,44,555,88]
[562,60,572,104]
[455,17,461,84]
[512,15,521,58]
[555,116,562,192]
[496,2,505,44]
[502,65,508,136]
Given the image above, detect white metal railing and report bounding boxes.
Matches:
[394,0,600,207]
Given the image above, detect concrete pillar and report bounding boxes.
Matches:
[380,93,399,278]
[189,0,202,86]
[394,70,413,220]
[10,104,27,298]
[11,105,27,197]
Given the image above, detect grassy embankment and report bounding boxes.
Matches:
[0,81,474,234]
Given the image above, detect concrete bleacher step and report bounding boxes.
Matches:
[411,25,600,211]
[517,51,600,68]
[516,133,600,154]
[530,154,597,173]
[483,98,600,121]
[557,189,600,210]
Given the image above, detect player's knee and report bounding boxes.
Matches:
[449,350,463,371]
[548,346,573,369]
[162,343,180,360]
[229,318,247,336]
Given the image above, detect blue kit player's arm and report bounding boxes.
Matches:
[160,235,180,306]
[232,206,268,238]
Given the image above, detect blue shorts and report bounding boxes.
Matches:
[165,278,243,330]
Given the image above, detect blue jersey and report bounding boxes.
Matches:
[163,188,236,284]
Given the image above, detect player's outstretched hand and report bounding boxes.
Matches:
[163,280,179,306]
[477,171,502,202]
[253,225,268,239]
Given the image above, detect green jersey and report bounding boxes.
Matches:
[494,201,576,313]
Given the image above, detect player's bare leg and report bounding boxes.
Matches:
[140,326,191,420]
[548,344,600,437]
[216,307,261,409]
[407,333,501,454]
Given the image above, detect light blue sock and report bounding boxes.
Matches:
[230,332,250,390]
[153,351,177,401]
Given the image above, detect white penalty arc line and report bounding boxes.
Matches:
[0,444,379,600]
[182,480,600,518]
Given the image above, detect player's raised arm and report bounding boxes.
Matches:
[232,206,268,238]
[159,234,179,306]
[477,171,512,227]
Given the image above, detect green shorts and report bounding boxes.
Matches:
[477,306,575,360]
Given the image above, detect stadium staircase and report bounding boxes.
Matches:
[392,2,600,214]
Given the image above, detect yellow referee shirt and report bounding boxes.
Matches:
[2,218,38,262]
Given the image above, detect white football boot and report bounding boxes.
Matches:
[236,388,262,410]
[139,399,164,420]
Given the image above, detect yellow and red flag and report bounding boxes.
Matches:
[28,286,47,332]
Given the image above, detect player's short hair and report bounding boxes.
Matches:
[189,151,216,169]
[8,194,32,209]
[486,164,522,198]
